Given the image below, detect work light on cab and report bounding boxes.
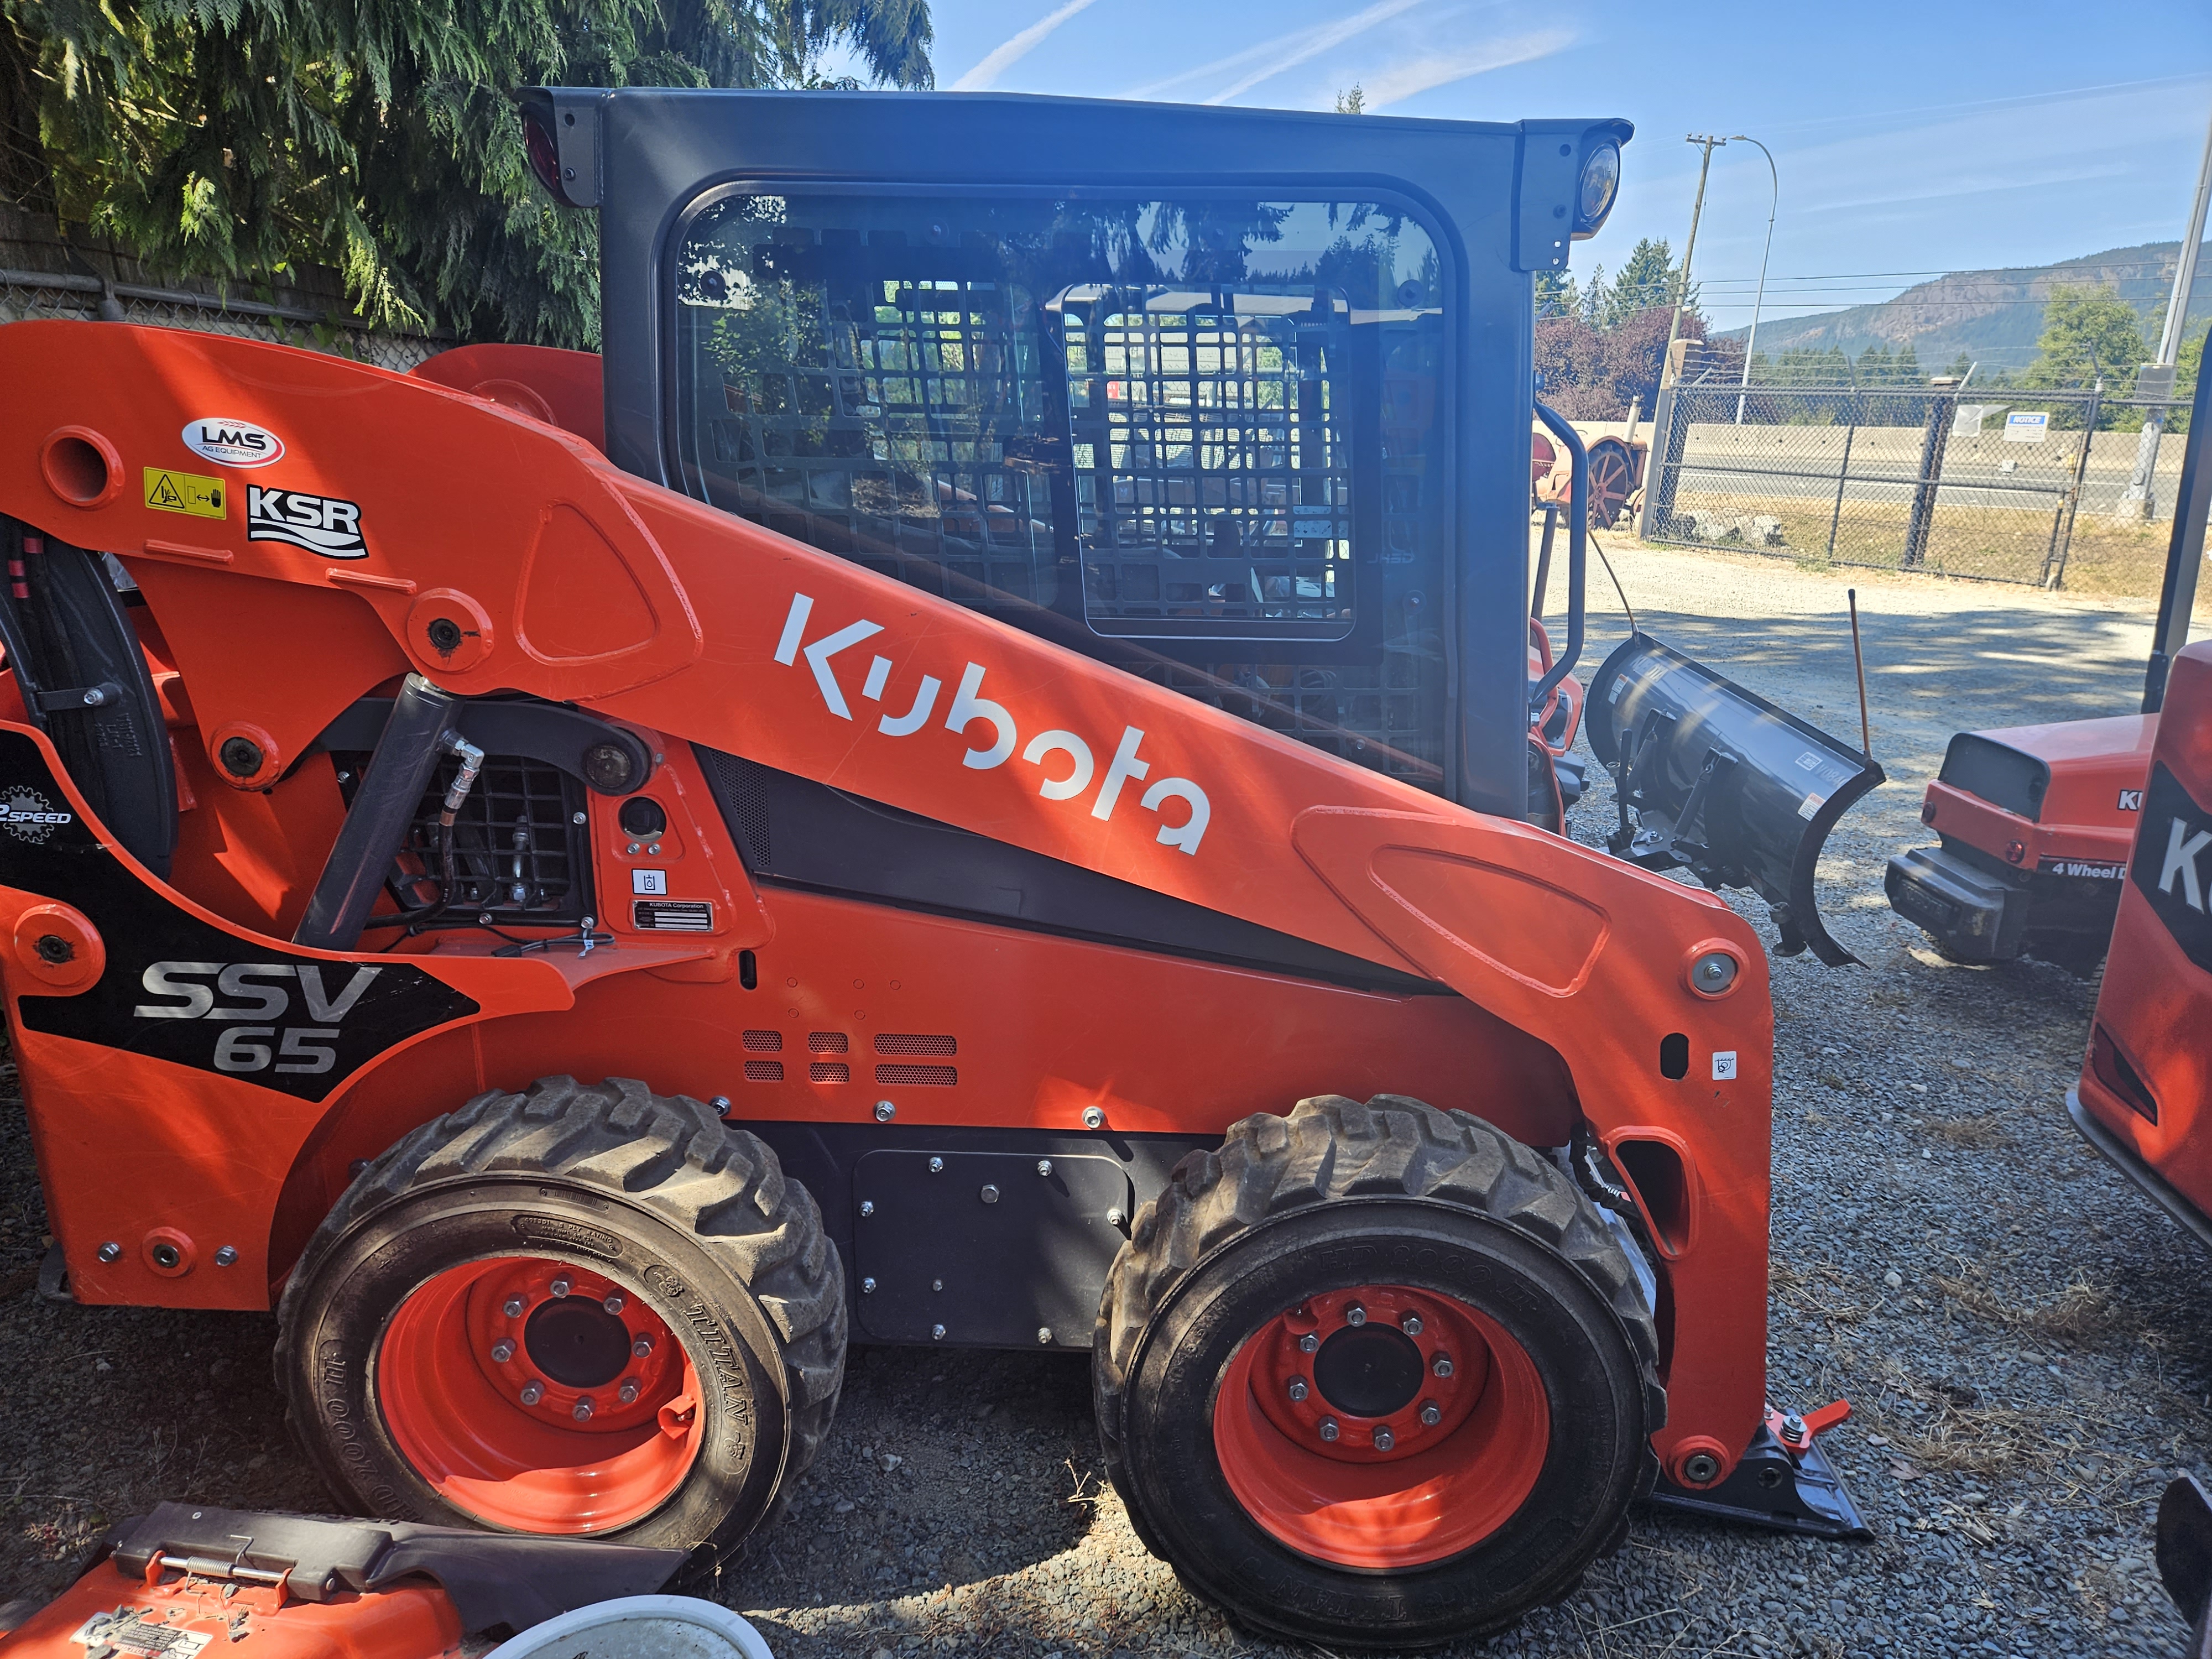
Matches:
[1576,139,1621,236]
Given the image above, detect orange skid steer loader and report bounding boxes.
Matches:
[0,91,1869,1649]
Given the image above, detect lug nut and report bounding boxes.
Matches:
[862,1276,878,1294]
[1318,1418,1340,1443]
[520,1380,545,1406]
[632,1334,655,1358]
[619,1378,641,1404]
[603,1291,625,1314]
[1287,1379,1309,1402]
[503,1296,526,1318]
[97,1241,121,1264]
[1432,1354,1454,1378]
[491,1339,515,1364]
[1036,1159,1053,1177]
[549,1276,572,1298]
[572,1396,595,1421]
[1373,1427,1395,1452]
[1344,1303,1366,1327]
[1400,1312,1423,1336]
[1420,1400,1442,1426]
[1298,1332,1320,1354]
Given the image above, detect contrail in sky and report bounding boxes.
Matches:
[1204,0,1427,105]
[952,0,1101,92]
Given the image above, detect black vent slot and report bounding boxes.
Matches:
[336,752,591,927]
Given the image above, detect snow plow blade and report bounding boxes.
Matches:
[1587,632,1884,966]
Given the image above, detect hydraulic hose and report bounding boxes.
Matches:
[1530,400,1587,714]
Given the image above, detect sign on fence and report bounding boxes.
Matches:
[2004,411,2051,444]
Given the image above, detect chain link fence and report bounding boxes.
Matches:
[0,267,447,372]
[1639,344,2201,596]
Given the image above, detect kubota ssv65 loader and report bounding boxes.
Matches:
[0,91,1872,1648]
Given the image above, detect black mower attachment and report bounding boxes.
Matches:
[1589,633,1884,966]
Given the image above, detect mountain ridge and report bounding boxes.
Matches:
[1714,239,2211,371]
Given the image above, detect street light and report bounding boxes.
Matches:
[1727,135,1777,425]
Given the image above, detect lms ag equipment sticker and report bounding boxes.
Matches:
[143,467,225,519]
[248,486,366,556]
[181,416,284,469]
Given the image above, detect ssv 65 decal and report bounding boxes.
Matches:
[0,730,476,1099]
[774,592,1213,855]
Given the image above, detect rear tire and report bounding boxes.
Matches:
[274,1076,844,1558]
[1095,1094,1660,1650]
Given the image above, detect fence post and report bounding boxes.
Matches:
[1825,415,1856,562]
[1637,338,1694,541]
[2046,383,2103,590]
[1901,375,1961,568]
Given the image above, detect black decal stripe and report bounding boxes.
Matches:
[0,729,478,1099]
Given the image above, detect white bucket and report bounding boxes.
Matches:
[483,1594,776,1659]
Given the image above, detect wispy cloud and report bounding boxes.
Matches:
[951,0,1100,92]
[1359,28,1574,109]
[1124,35,1293,102]
[1203,0,1427,105]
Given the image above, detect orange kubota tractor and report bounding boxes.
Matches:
[1887,361,2210,974]
[0,92,1878,1649]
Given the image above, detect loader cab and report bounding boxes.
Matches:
[521,89,1629,818]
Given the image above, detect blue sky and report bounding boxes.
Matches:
[832,1,2212,330]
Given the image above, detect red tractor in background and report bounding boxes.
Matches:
[1887,362,2209,974]
[0,90,1883,1650]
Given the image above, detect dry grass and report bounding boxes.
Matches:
[1933,1259,2125,1345]
[1864,1361,2057,1477]
[1932,1116,2012,1150]
[1770,1258,1874,1330]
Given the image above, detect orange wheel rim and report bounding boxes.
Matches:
[1211,1284,1549,1569]
[376,1255,705,1533]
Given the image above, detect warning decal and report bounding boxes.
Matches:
[633,900,713,932]
[69,1606,213,1656]
[143,468,226,520]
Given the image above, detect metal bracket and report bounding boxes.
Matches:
[1645,1421,1872,1540]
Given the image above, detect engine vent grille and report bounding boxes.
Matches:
[340,752,590,928]
[744,1060,785,1082]
[875,1063,956,1087]
[810,1061,851,1083]
[808,1032,849,1054]
[876,1033,957,1056]
[742,1030,784,1052]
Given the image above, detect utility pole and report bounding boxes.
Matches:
[1639,134,1722,541]
[2119,105,2212,518]
[1661,135,1725,389]
[1727,135,1778,424]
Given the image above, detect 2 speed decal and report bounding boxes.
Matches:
[247,486,366,556]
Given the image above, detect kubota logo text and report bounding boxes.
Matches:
[774,592,1211,855]
[134,961,382,1075]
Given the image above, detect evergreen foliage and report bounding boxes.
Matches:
[0,0,933,346]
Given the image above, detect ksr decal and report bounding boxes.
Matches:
[774,592,1211,855]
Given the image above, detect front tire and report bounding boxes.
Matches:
[274,1077,844,1558]
[1095,1094,1661,1650]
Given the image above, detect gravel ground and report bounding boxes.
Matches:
[2,539,2209,1657]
